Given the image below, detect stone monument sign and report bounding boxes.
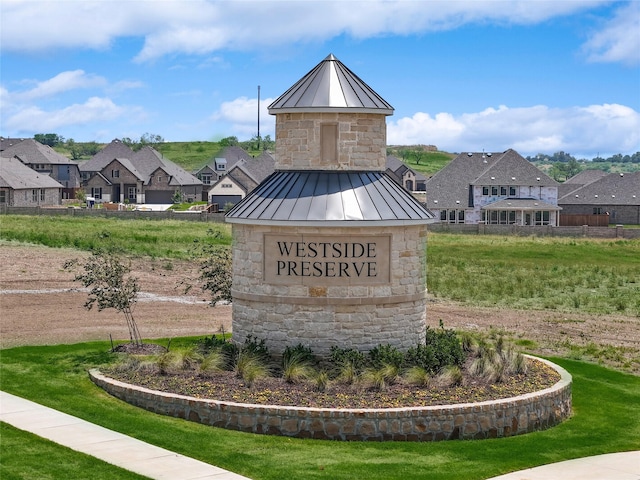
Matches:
[226,54,434,355]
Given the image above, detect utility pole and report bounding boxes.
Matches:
[257,85,261,150]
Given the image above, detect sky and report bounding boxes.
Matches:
[1,0,639,159]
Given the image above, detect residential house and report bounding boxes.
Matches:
[208,151,276,208]
[425,149,561,225]
[558,171,640,225]
[1,139,81,199]
[0,156,63,206]
[386,155,427,191]
[84,157,146,203]
[79,139,135,182]
[82,142,202,204]
[194,146,253,188]
[132,147,202,203]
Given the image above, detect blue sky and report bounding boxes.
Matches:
[1,0,639,158]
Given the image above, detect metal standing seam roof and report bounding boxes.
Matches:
[225,171,434,226]
[268,54,394,115]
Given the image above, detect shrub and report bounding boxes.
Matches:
[368,344,404,369]
[330,346,366,371]
[405,323,464,373]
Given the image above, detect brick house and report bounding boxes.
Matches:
[1,139,81,199]
[0,156,63,206]
[425,149,561,225]
[386,155,427,191]
[194,146,254,189]
[558,171,640,225]
[82,142,202,204]
[207,151,275,208]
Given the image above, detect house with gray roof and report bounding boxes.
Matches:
[386,155,427,192]
[82,142,202,204]
[558,171,640,224]
[207,151,276,208]
[2,139,81,199]
[0,156,63,206]
[194,146,254,188]
[425,149,561,225]
[79,139,135,181]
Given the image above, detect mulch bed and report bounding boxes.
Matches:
[105,358,560,409]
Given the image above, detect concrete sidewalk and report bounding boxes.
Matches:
[1,391,638,480]
[488,451,639,479]
[0,391,250,480]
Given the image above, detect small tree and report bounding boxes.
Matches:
[198,245,233,305]
[64,252,142,346]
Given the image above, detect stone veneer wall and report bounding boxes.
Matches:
[89,357,572,442]
[231,223,427,356]
[274,112,387,171]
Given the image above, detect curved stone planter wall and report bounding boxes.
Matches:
[89,357,571,442]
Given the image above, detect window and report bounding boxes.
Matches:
[0,190,6,203]
[535,211,551,225]
[201,174,212,185]
[500,211,507,223]
[320,123,338,165]
[40,189,45,201]
[157,176,163,183]
[482,186,489,196]
[500,186,507,196]
[441,209,465,224]
[593,207,602,214]
[215,158,226,171]
[222,183,233,188]
[509,211,516,223]
[490,211,498,223]
[32,189,38,202]
[91,187,102,200]
[491,186,498,196]
[509,186,516,196]
[128,187,136,200]
[112,169,119,178]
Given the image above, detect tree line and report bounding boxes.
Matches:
[526,151,640,164]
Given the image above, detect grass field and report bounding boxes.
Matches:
[1,340,638,480]
[1,215,638,316]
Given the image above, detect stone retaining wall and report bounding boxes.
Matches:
[89,357,571,442]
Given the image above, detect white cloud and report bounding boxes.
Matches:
[4,97,138,132]
[16,70,107,101]
[387,103,640,157]
[1,0,612,62]
[582,2,640,66]
[211,96,276,138]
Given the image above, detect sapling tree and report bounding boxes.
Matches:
[197,245,233,305]
[64,252,142,346]
[181,229,233,304]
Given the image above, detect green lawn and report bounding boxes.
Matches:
[0,423,148,480]
[1,341,638,480]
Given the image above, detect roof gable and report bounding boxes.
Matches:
[475,149,558,186]
[80,139,135,172]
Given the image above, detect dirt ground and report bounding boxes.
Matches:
[1,243,638,374]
